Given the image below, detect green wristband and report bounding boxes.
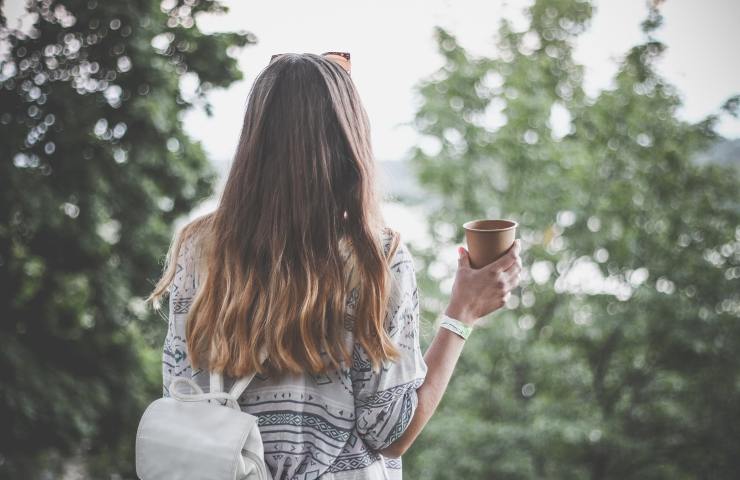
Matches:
[439,313,473,340]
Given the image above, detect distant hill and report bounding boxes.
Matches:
[205,137,738,215]
[377,160,425,203]
[694,138,740,169]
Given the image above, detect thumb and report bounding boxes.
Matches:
[458,246,471,268]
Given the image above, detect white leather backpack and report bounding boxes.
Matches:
[135,348,272,480]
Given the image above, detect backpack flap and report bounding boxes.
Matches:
[136,346,271,479]
[136,397,265,479]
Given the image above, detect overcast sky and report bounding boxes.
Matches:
[2,0,738,164]
[185,0,740,165]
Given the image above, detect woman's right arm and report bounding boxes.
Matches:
[378,239,522,458]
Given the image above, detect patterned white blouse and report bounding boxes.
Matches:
[162,229,428,480]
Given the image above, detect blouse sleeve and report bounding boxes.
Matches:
[161,235,200,397]
[350,239,428,452]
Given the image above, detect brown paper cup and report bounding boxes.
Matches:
[463,219,518,269]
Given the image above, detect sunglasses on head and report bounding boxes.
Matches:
[269,51,351,75]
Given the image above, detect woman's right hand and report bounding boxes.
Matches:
[444,239,522,326]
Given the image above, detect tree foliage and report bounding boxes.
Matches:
[403,1,740,478]
[0,1,253,477]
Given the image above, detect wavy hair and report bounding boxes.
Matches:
[147,53,401,377]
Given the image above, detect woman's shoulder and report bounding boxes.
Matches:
[380,226,405,261]
[379,227,416,290]
[174,213,213,258]
[173,231,201,273]
[169,220,210,296]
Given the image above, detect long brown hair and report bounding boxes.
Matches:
[147,53,402,377]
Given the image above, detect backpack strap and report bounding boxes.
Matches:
[169,377,243,410]
[207,345,269,406]
[227,372,258,401]
[210,370,224,395]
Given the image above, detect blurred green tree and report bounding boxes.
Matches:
[403,1,740,478]
[0,1,254,477]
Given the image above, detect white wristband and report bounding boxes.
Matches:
[438,313,473,340]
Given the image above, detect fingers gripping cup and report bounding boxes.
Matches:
[463,219,518,269]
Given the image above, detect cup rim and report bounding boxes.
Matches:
[463,218,518,232]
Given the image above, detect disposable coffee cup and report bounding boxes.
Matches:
[462,219,518,269]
